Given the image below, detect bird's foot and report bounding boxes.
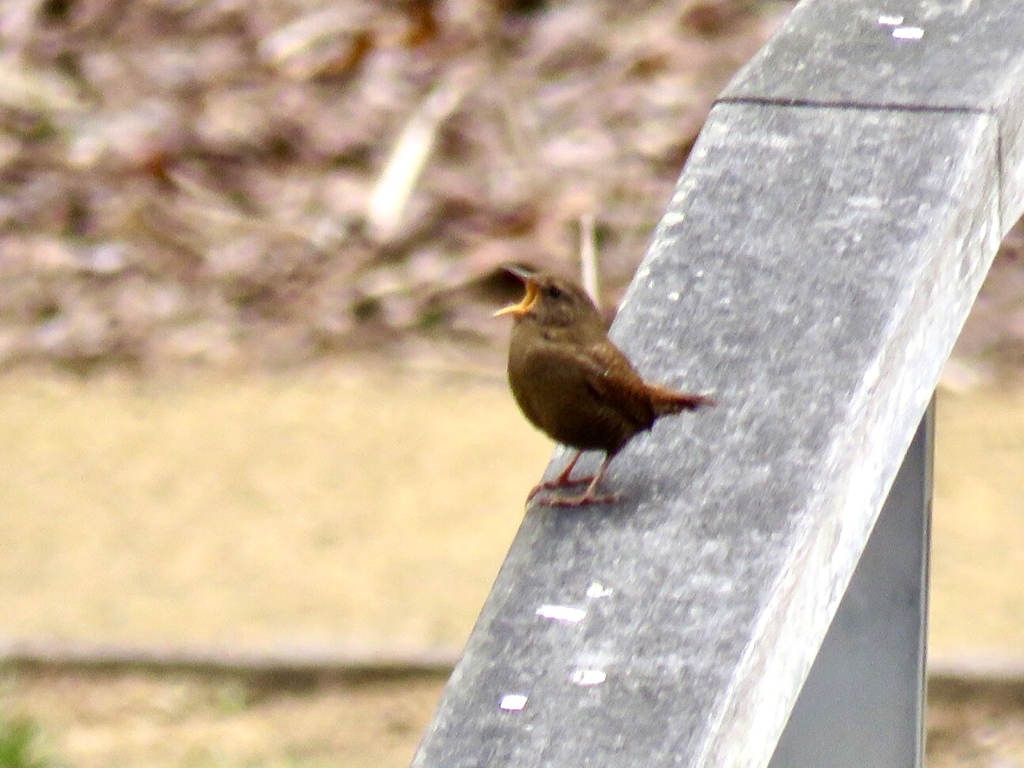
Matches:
[531,454,616,507]
[526,475,596,502]
[536,490,620,508]
[525,450,589,502]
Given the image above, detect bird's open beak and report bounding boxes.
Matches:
[494,282,539,317]
[493,264,540,318]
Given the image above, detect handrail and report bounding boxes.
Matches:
[413,1,1024,765]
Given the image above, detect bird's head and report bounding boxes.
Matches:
[493,264,604,332]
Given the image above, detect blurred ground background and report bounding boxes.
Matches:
[3,0,1024,766]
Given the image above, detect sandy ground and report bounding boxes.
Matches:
[0,362,549,653]
[1,363,1024,766]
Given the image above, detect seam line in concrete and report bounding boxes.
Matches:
[714,95,991,118]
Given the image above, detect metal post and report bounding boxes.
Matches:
[767,398,933,768]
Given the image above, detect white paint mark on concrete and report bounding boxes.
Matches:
[536,605,587,623]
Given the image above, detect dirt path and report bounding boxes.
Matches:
[933,388,1024,658]
[1,365,1023,766]
[0,363,550,653]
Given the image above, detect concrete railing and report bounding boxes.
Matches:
[413,1,1024,766]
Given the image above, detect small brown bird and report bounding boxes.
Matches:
[495,264,715,507]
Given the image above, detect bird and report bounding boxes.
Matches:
[494,264,715,507]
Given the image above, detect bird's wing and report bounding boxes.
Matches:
[571,341,656,430]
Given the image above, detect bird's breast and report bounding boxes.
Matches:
[506,324,641,454]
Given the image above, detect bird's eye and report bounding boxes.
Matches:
[546,285,563,299]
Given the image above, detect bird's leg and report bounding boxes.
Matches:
[526,450,594,501]
[538,455,619,508]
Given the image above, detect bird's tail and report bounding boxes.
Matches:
[648,384,716,416]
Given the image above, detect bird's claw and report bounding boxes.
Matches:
[535,491,620,508]
[526,476,596,502]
